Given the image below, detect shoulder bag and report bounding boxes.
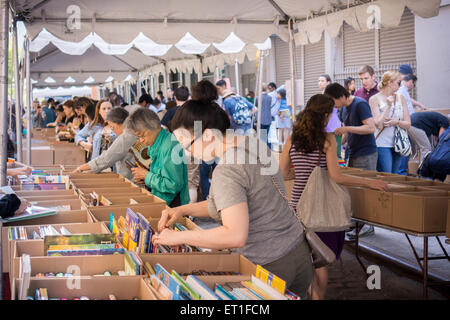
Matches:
[269,165,336,269]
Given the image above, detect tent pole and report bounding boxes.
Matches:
[136,72,141,99]
[0,0,9,187]
[25,37,32,166]
[215,67,220,82]
[163,64,168,92]
[12,20,23,162]
[234,58,240,96]
[288,18,296,122]
[256,50,265,140]
[150,74,155,98]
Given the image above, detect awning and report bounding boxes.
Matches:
[293,0,441,45]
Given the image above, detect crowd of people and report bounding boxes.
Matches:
[2,61,448,300]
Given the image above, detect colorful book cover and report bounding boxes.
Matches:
[171,270,201,300]
[124,250,138,275]
[150,275,173,300]
[48,248,124,256]
[185,275,221,300]
[126,208,140,243]
[136,212,150,254]
[44,234,117,254]
[214,284,236,300]
[155,264,183,300]
[100,196,112,206]
[255,265,286,295]
[48,243,120,251]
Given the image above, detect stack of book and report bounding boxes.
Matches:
[8,226,28,240]
[108,209,196,254]
[8,225,72,240]
[44,234,124,256]
[146,264,300,300]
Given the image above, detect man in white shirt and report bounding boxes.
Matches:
[397,74,426,115]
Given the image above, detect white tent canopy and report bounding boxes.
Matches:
[12,0,440,89]
[10,0,440,45]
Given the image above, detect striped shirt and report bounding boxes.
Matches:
[289,146,327,212]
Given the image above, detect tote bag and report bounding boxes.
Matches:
[297,161,352,232]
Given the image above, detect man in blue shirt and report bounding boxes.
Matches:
[325,83,378,239]
[325,83,377,170]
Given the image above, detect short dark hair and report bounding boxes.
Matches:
[171,100,230,134]
[47,98,55,104]
[85,103,96,121]
[277,88,286,99]
[403,74,417,82]
[324,83,350,99]
[106,107,129,125]
[216,80,227,87]
[153,98,161,106]
[191,80,218,103]
[268,82,277,90]
[139,94,153,105]
[174,86,189,102]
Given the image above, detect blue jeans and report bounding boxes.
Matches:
[397,156,409,175]
[377,147,402,173]
[200,161,217,200]
[260,124,271,150]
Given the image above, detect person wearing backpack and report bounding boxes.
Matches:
[216,80,255,135]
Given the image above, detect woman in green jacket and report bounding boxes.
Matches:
[126,108,190,207]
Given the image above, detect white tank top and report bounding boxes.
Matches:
[375,93,404,148]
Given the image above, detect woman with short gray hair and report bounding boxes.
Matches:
[126,108,190,207]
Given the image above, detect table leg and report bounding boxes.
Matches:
[354,221,366,274]
[423,236,428,300]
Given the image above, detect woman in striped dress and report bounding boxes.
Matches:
[280,94,387,300]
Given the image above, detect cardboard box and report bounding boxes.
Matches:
[139,253,256,285]
[22,146,54,166]
[88,203,167,223]
[53,145,86,165]
[70,177,126,185]
[22,195,80,202]
[348,186,431,225]
[3,222,110,273]
[28,199,85,210]
[2,210,94,227]
[77,187,143,196]
[349,185,449,233]
[96,195,164,206]
[72,182,133,189]
[14,189,76,197]
[12,254,133,279]
[392,192,448,233]
[68,173,120,180]
[11,276,156,300]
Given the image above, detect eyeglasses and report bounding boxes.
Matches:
[182,134,202,153]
